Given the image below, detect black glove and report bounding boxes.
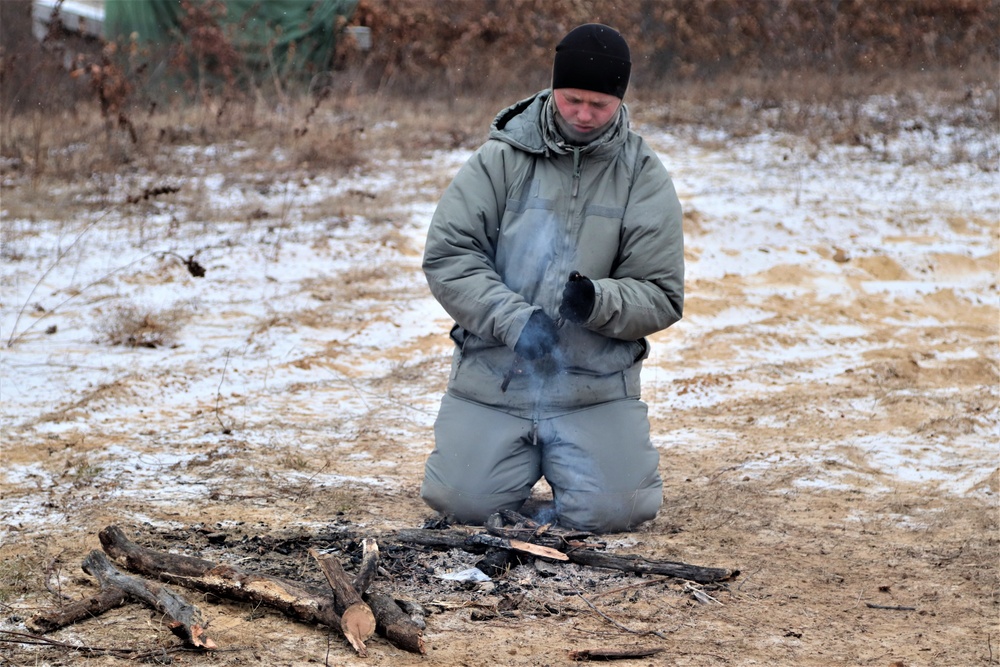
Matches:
[513,311,560,360]
[559,271,596,323]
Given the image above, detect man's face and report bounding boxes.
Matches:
[552,88,622,135]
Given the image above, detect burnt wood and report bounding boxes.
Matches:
[99,525,425,655]
[309,548,376,656]
[364,592,427,655]
[26,586,128,634]
[568,647,665,660]
[565,550,737,584]
[352,538,380,595]
[100,525,342,629]
[81,550,216,649]
[392,528,737,584]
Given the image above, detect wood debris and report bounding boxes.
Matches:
[22,513,736,659]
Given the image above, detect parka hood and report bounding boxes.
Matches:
[489,89,629,158]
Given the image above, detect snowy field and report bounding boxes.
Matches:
[1,100,997,665]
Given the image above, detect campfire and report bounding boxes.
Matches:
[16,511,738,661]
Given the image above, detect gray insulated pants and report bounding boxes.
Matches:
[420,394,663,533]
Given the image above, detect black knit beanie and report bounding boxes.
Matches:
[552,23,631,99]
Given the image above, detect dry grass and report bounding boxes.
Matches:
[0,554,41,605]
[2,63,994,199]
[94,301,189,348]
[633,65,998,170]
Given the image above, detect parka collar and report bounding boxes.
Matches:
[489,89,628,159]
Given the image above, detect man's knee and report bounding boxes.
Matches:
[556,483,663,533]
[420,477,527,525]
[421,394,539,524]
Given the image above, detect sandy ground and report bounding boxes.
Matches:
[1,101,998,666]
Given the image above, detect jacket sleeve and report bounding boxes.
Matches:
[422,142,535,348]
[585,144,685,340]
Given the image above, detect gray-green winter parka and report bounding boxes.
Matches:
[422,90,684,419]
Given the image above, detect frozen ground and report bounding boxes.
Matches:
[1,104,997,666]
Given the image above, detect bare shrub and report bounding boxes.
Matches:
[75,42,136,145]
[292,121,366,172]
[95,302,188,349]
[171,0,242,100]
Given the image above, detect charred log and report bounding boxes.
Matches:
[26,586,128,634]
[352,538,380,595]
[99,525,342,629]
[569,646,665,661]
[81,550,216,650]
[565,550,737,584]
[99,525,424,655]
[309,548,376,657]
[392,527,736,583]
[364,593,427,655]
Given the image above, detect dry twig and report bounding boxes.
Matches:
[574,592,669,640]
[0,630,188,660]
[865,603,916,611]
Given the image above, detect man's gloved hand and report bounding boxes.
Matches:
[559,271,596,323]
[513,311,560,360]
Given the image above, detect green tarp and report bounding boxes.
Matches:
[104,0,359,77]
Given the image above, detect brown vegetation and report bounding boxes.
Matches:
[352,0,1000,93]
[1,0,996,191]
[3,0,998,110]
[94,301,189,349]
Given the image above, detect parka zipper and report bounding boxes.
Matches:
[552,145,583,317]
[571,147,582,198]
